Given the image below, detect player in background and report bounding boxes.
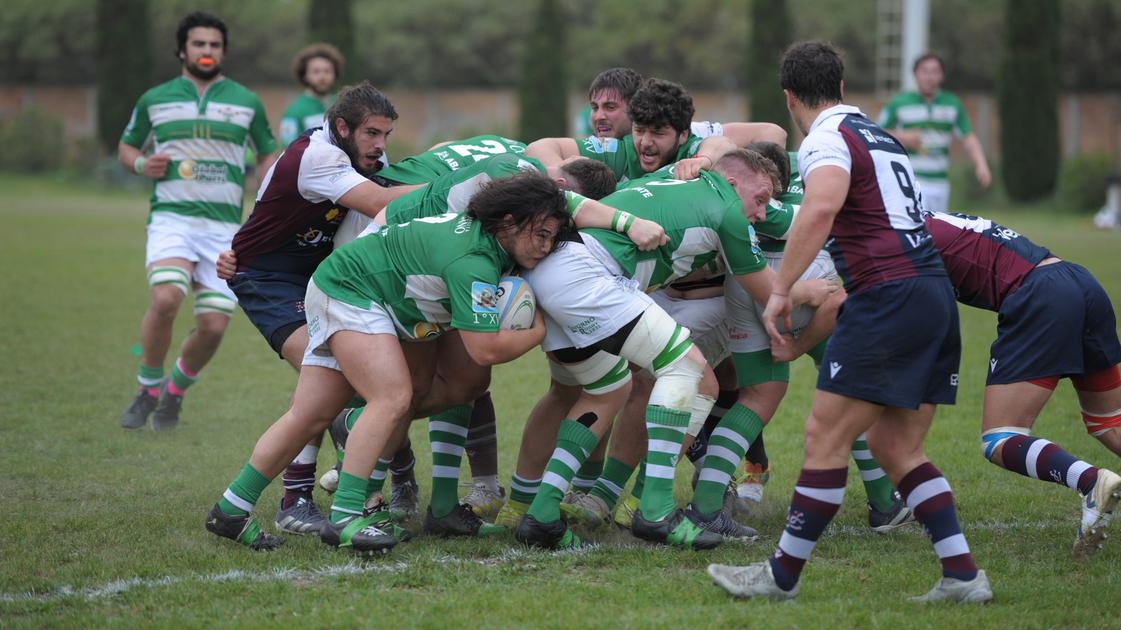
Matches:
[923,210,1121,560]
[708,41,990,603]
[878,52,991,213]
[118,11,278,431]
[278,43,344,148]
[527,78,787,186]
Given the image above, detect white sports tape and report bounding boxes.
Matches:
[148,266,190,295]
[550,352,631,396]
[647,351,705,413]
[194,291,236,317]
[618,305,691,374]
[686,393,716,437]
[980,425,1030,459]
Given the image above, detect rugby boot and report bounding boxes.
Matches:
[514,514,588,550]
[424,503,505,538]
[631,508,724,550]
[120,389,158,430]
[205,504,283,551]
[1074,468,1121,560]
[708,562,798,600]
[909,570,992,603]
[151,384,183,431]
[320,513,399,555]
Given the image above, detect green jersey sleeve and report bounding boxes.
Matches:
[951,94,973,136]
[248,97,278,156]
[717,203,766,276]
[576,136,630,179]
[877,97,899,129]
[120,93,152,148]
[445,255,503,333]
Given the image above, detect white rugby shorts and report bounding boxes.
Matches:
[725,249,836,354]
[145,211,237,301]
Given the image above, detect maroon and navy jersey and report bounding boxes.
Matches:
[798,105,946,293]
[924,211,1051,311]
[232,128,369,275]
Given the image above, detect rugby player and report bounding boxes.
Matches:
[527,78,787,186]
[511,149,835,550]
[218,82,421,535]
[205,174,577,553]
[708,42,990,603]
[923,210,1121,559]
[278,43,344,147]
[118,12,277,431]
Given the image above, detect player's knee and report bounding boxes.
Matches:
[148,283,187,317]
[194,312,231,340]
[148,266,190,302]
[649,348,706,413]
[1080,406,1121,437]
[194,291,237,320]
[979,426,1031,461]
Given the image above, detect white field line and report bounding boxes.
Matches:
[0,561,407,604]
[0,518,1064,605]
[825,517,1068,538]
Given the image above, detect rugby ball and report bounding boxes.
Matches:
[497,276,536,330]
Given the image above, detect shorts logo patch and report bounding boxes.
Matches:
[950,373,959,386]
[829,361,842,378]
[990,358,998,373]
[471,281,499,313]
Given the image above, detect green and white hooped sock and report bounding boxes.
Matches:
[219,463,271,517]
[852,434,896,511]
[429,405,472,518]
[526,419,599,523]
[692,403,764,514]
[638,405,690,521]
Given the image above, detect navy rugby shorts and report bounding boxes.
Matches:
[817,276,961,409]
[228,268,310,356]
[988,261,1121,385]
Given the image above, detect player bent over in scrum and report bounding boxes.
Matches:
[204,174,573,554]
[512,150,835,550]
[924,210,1121,560]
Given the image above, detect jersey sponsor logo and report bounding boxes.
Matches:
[581,137,618,154]
[829,361,842,378]
[176,159,228,184]
[297,228,331,247]
[570,316,602,337]
[324,207,341,223]
[471,281,500,313]
[412,321,442,339]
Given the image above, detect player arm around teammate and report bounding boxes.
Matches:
[205,172,573,555]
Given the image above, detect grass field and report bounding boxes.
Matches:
[2,174,1120,628]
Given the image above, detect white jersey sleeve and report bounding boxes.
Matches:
[296,129,370,203]
[690,121,724,138]
[798,125,851,177]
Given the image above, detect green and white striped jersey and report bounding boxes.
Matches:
[577,133,704,185]
[378,135,528,185]
[279,93,330,147]
[585,171,766,292]
[313,212,513,339]
[756,151,802,253]
[121,76,277,225]
[877,90,972,181]
[385,153,545,224]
